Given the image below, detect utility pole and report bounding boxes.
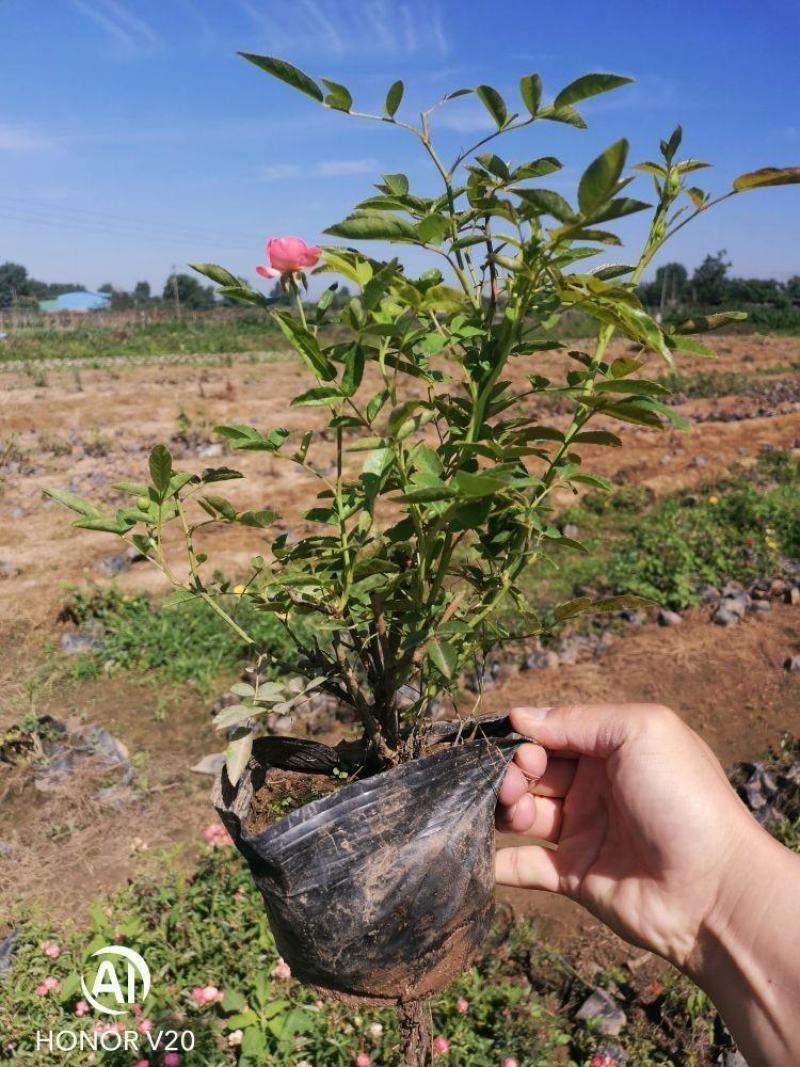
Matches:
[171,265,181,320]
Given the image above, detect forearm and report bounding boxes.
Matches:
[687,829,800,1067]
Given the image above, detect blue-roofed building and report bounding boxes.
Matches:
[39,291,112,313]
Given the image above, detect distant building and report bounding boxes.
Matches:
[39,291,111,313]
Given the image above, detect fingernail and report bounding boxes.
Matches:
[512,706,551,722]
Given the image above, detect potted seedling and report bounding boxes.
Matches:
[46,53,798,1064]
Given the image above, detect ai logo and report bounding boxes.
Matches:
[79,945,151,1016]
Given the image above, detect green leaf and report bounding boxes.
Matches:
[554,72,632,109]
[519,73,542,115]
[190,262,240,287]
[584,197,650,224]
[428,638,457,679]
[214,704,257,730]
[732,166,800,191]
[221,989,247,1013]
[72,516,132,534]
[200,466,244,483]
[385,80,404,117]
[514,187,576,222]
[325,213,419,242]
[273,312,336,381]
[515,156,562,179]
[661,126,682,162]
[225,730,253,787]
[578,138,628,216]
[215,424,288,452]
[451,471,508,498]
[673,311,748,334]
[475,84,508,128]
[239,53,323,102]
[149,444,173,498]
[538,104,587,129]
[573,429,622,446]
[594,378,668,396]
[216,285,271,308]
[321,77,352,112]
[291,386,343,407]
[341,343,365,396]
[382,172,409,195]
[239,509,279,528]
[43,487,101,518]
[201,494,238,521]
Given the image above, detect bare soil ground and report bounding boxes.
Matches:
[1,335,799,951]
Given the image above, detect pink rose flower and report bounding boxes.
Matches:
[502,1059,519,1067]
[164,1055,181,1067]
[36,976,61,995]
[75,1000,90,1016]
[433,1036,450,1055]
[134,1061,150,1067]
[256,237,321,280]
[42,942,62,959]
[354,1055,372,1067]
[271,959,291,980]
[201,823,233,847]
[138,1018,154,1033]
[456,997,469,1014]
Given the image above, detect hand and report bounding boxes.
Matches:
[495,703,766,968]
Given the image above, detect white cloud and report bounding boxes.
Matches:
[261,158,378,180]
[70,0,160,51]
[0,124,50,151]
[239,0,448,58]
[317,159,378,176]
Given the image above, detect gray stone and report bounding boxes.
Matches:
[60,632,100,655]
[620,608,646,626]
[198,443,223,458]
[34,723,131,793]
[720,595,749,619]
[575,989,627,1036]
[697,584,721,605]
[0,932,17,979]
[95,554,131,577]
[690,454,707,468]
[191,753,226,776]
[657,609,682,627]
[748,599,771,614]
[785,586,800,606]
[0,560,21,579]
[713,607,740,627]
[783,655,800,672]
[563,523,580,540]
[721,580,745,598]
[522,650,560,671]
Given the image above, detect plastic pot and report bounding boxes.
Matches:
[213,728,520,1002]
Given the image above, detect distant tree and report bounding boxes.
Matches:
[691,251,731,306]
[726,277,787,305]
[98,283,134,311]
[639,263,687,308]
[787,276,800,302]
[163,273,216,311]
[0,262,31,307]
[133,281,151,307]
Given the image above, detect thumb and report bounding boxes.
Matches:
[509,703,651,757]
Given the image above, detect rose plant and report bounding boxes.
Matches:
[46,50,798,1065]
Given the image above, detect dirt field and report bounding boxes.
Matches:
[1,335,799,954]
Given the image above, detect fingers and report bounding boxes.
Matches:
[534,756,577,798]
[496,794,563,842]
[497,744,547,807]
[510,702,670,758]
[495,844,561,893]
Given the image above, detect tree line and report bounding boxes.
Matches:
[3,254,797,317]
[638,251,800,310]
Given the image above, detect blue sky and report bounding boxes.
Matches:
[1,0,798,294]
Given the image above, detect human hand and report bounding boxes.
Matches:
[495,703,770,969]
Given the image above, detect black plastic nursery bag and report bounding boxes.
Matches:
[214,736,519,1002]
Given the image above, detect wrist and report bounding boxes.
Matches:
[686,825,800,1066]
